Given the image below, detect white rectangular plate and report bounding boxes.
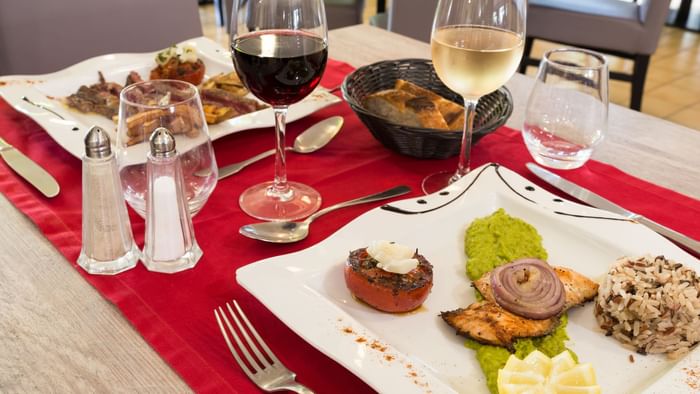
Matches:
[0,36,341,159]
[237,163,700,394]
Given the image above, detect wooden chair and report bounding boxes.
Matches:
[0,0,202,75]
[521,0,671,111]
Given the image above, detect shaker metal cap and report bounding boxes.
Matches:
[84,125,112,158]
[149,127,176,158]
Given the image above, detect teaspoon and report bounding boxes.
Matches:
[217,116,343,180]
[239,185,411,243]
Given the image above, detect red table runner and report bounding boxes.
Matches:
[1,60,699,393]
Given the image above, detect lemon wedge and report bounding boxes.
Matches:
[547,386,601,394]
[499,383,546,394]
[551,364,598,386]
[550,351,577,376]
[499,370,546,386]
[497,350,601,394]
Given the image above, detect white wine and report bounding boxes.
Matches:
[431,25,524,99]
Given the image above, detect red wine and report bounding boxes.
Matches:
[232,30,328,106]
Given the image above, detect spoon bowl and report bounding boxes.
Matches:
[292,116,343,153]
[239,185,411,243]
[240,221,310,243]
[217,116,343,180]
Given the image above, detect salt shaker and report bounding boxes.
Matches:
[142,127,202,273]
[78,126,139,275]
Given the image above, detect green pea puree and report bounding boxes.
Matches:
[463,209,577,394]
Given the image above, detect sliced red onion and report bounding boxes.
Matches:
[490,258,565,320]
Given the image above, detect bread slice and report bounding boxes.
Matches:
[395,79,465,131]
[363,89,449,129]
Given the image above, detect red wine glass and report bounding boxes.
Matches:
[231,0,328,220]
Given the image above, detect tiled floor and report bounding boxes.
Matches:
[199,3,700,131]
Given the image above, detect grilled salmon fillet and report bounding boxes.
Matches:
[441,301,560,348]
[441,266,599,348]
[473,266,599,309]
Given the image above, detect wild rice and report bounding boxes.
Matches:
[595,255,700,359]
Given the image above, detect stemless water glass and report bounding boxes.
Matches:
[116,80,218,217]
[231,0,328,221]
[422,0,526,194]
[523,48,609,169]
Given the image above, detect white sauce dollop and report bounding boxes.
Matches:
[366,240,419,275]
[178,44,198,63]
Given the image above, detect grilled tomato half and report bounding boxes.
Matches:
[344,247,433,313]
[150,57,206,86]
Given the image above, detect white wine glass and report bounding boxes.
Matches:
[422,0,526,194]
[231,0,328,221]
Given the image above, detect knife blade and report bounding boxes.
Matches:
[0,137,60,198]
[526,162,700,254]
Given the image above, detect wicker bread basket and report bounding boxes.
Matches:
[342,58,513,159]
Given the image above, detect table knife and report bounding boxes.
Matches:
[0,137,60,198]
[526,162,700,254]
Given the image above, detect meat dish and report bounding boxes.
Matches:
[64,45,268,128]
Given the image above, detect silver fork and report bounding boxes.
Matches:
[214,300,315,394]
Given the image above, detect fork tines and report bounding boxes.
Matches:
[215,300,315,393]
[215,300,282,377]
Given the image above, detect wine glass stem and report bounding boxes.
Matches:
[454,98,478,182]
[271,106,290,198]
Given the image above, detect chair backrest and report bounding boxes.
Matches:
[387,0,438,42]
[639,0,671,54]
[0,0,202,75]
[527,0,670,56]
[324,0,365,29]
[224,0,363,33]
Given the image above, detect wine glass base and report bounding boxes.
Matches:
[239,181,321,221]
[421,170,463,195]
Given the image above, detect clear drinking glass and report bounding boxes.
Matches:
[116,80,218,217]
[523,48,609,169]
[422,0,526,194]
[230,0,328,221]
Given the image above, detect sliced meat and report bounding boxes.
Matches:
[65,86,121,118]
[200,88,266,115]
[440,301,560,349]
[125,71,144,86]
[65,72,123,119]
[96,71,122,96]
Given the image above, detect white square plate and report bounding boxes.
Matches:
[237,163,700,394]
[0,36,340,159]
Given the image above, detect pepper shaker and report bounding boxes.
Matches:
[142,127,202,273]
[78,126,139,275]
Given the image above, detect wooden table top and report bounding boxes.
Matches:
[1,25,698,392]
